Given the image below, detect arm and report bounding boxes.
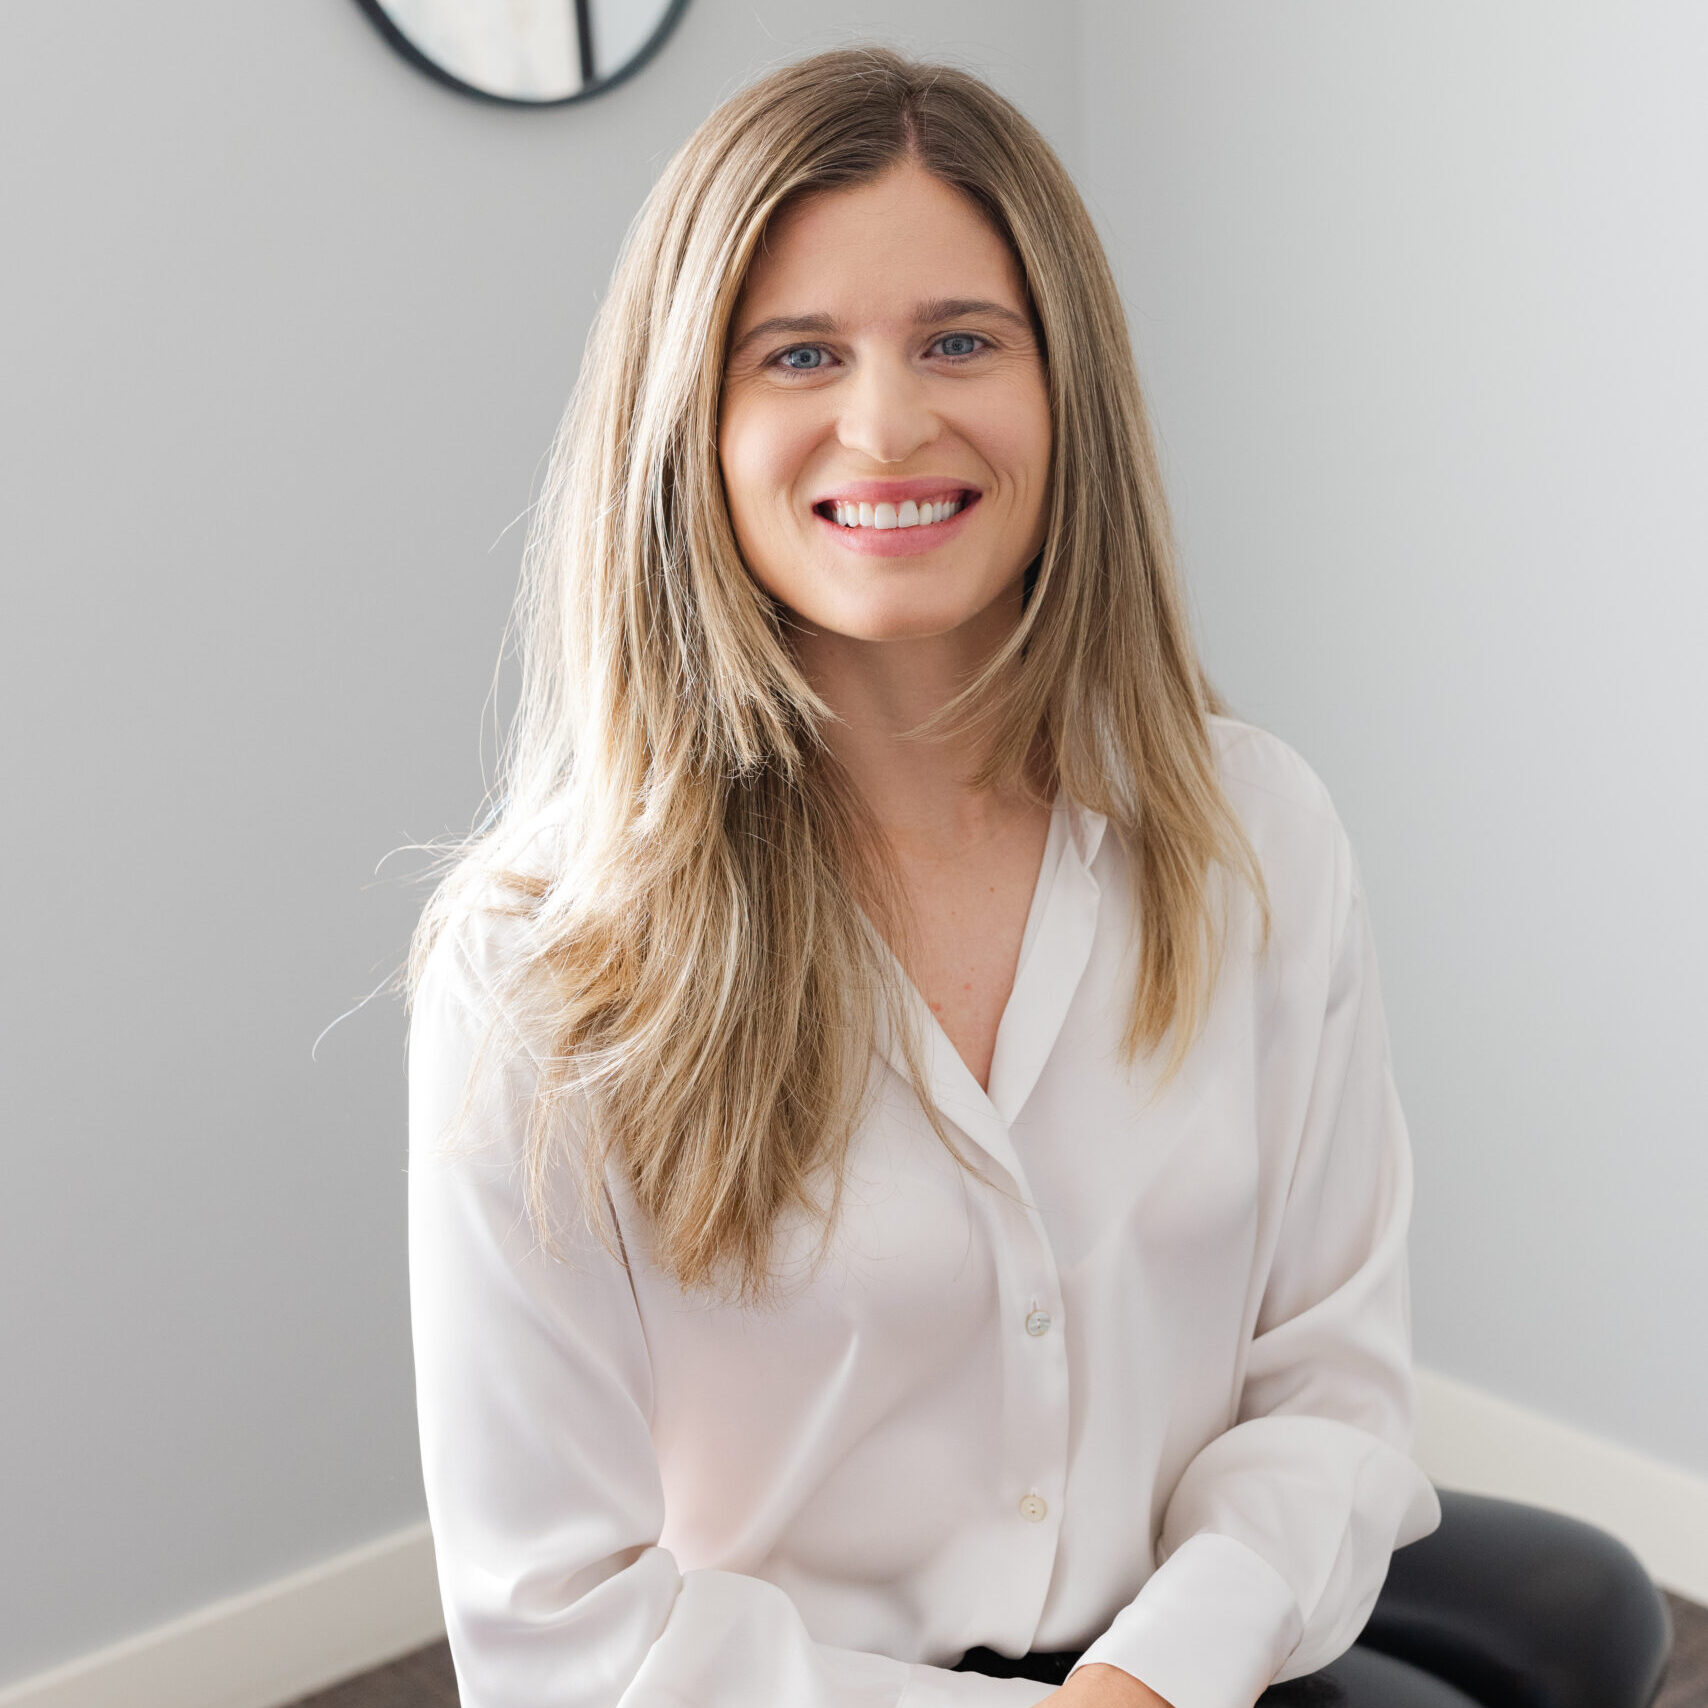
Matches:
[1047,1668,1176,1708]
[1067,838,1441,1708]
[408,919,1058,1708]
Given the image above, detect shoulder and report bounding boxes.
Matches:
[1206,714,1357,952]
[1208,715,1339,831]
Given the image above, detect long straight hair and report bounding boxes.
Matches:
[407,46,1269,1302]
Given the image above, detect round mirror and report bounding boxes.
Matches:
[356,0,689,106]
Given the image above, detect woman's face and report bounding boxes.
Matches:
[719,162,1051,646]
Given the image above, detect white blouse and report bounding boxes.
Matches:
[407,716,1442,1708]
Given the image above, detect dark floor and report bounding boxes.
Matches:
[289,1591,1708,1706]
[1663,1594,1708,1708]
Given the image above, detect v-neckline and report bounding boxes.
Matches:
[865,791,1107,1186]
[875,789,1063,1085]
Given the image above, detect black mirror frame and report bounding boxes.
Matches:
[353,0,691,107]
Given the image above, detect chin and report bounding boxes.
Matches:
[774,566,1013,644]
[815,592,989,644]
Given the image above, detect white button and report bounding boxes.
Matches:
[1018,1493,1048,1523]
[1025,1309,1052,1337]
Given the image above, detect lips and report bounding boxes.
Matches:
[812,477,983,507]
[809,487,982,558]
[819,493,969,530]
[812,480,980,533]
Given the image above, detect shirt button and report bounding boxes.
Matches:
[1018,1493,1048,1523]
[1025,1309,1052,1337]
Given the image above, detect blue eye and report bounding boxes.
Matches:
[779,346,827,370]
[937,333,984,358]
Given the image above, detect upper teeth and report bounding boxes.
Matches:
[827,496,965,530]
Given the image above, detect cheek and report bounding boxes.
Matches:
[718,396,816,536]
[1009,384,1054,497]
[964,373,1052,503]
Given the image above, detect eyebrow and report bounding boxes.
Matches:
[727,298,1034,361]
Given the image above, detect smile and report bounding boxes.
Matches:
[809,488,982,558]
[815,493,970,530]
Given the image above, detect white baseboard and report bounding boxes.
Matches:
[5,1373,1705,1707]
[1415,1363,1708,1604]
[0,1522,444,1708]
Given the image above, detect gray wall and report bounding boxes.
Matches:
[1081,3,1708,1475]
[0,1,1080,1685]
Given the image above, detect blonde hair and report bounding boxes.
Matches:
[406,45,1269,1302]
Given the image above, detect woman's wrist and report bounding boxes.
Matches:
[1054,1661,1177,1707]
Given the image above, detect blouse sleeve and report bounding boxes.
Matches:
[1070,839,1442,1708]
[407,920,1056,1708]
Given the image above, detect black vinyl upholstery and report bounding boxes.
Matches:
[1358,1489,1674,1708]
[1266,1642,1483,1706]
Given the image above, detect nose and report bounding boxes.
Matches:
[834,352,940,465]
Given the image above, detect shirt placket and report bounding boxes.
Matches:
[873,796,1107,1655]
[990,1163,1073,1650]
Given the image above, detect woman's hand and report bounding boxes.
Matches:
[1043,1662,1177,1707]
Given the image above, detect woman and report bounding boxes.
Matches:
[406,46,1443,1708]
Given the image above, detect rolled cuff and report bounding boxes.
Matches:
[1071,1532,1303,1708]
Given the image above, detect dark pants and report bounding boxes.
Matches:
[955,1490,1673,1708]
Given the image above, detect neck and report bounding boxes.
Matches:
[791,589,1050,858]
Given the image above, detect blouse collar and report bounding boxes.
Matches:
[870,787,1110,1191]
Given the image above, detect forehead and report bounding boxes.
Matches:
[733,164,1028,327]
